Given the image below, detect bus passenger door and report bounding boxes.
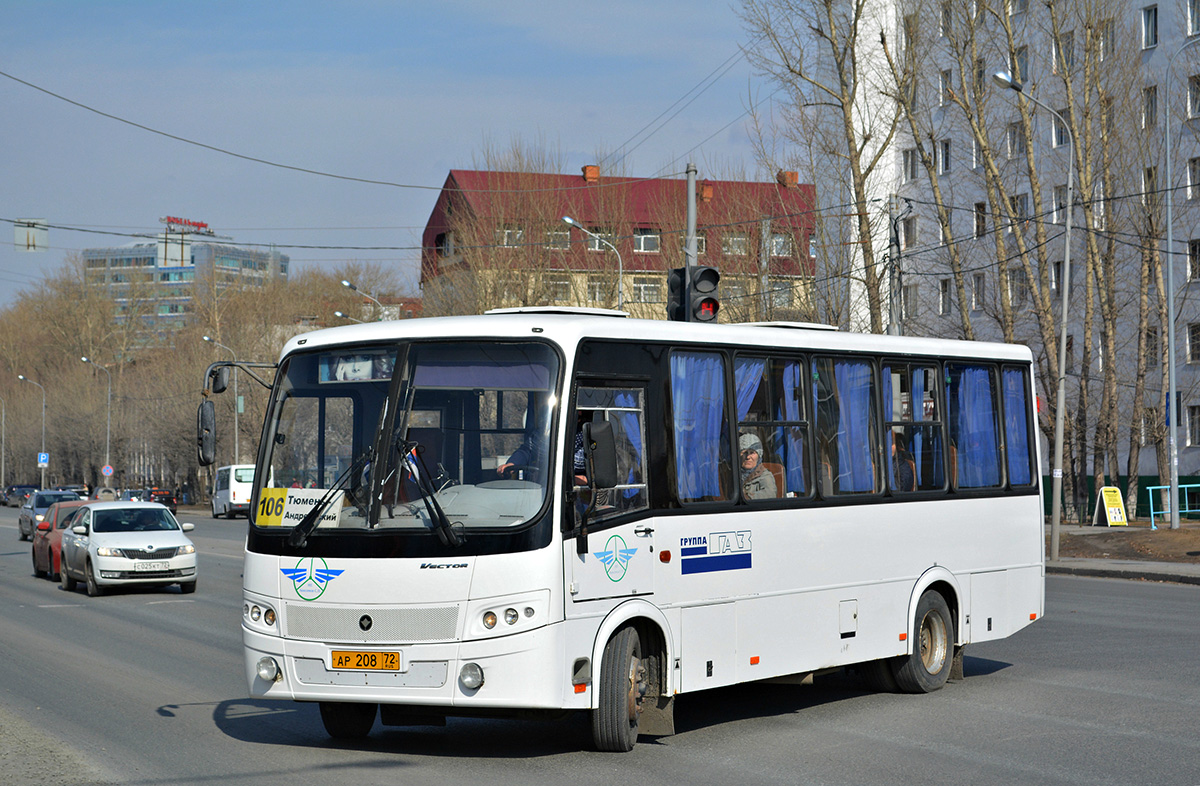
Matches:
[567,385,652,603]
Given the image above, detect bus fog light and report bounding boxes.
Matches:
[504,608,519,625]
[523,606,534,618]
[459,662,485,689]
[250,605,262,622]
[482,611,497,629]
[263,608,276,626]
[256,657,281,682]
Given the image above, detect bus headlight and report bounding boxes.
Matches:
[504,608,519,625]
[459,662,484,690]
[256,657,281,682]
[482,611,497,629]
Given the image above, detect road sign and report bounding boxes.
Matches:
[101,464,113,477]
[37,451,49,468]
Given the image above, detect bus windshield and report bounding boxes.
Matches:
[258,340,560,536]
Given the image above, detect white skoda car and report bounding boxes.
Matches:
[59,502,198,596]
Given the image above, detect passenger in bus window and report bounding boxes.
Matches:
[739,433,777,500]
[891,431,916,492]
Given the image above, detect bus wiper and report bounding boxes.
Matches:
[400,440,463,548]
[287,449,373,549]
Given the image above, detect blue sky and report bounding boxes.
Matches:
[0,1,765,302]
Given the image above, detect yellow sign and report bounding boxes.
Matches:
[1093,486,1128,527]
[255,487,344,528]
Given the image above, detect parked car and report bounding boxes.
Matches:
[31,499,89,580]
[18,490,81,540]
[93,487,117,501]
[118,489,146,502]
[146,488,177,514]
[54,484,87,495]
[59,502,197,596]
[5,485,37,508]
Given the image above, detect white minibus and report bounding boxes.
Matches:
[211,464,256,518]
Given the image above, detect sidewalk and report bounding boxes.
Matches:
[1046,523,1200,586]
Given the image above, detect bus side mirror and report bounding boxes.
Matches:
[209,366,230,395]
[197,399,216,466]
[584,421,619,490]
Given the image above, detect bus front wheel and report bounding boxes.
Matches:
[592,626,646,752]
[893,590,953,693]
[319,701,377,739]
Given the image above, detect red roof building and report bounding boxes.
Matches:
[420,166,817,321]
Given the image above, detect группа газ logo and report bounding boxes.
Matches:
[594,534,637,582]
[282,557,344,600]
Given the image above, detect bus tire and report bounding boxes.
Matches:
[319,701,377,739]
[859,658,900,692]
[592,626,646,752]
[893,590,953,693]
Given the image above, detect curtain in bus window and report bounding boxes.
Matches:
[832,359,875,493]
[734,358,767,419]
[671,352,730,501]
[779,360,807,493]
[613,391,644,499]
[1003,368,1033,486]
[949,365,1001,488]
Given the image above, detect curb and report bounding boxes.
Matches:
[1046,563,1200,586]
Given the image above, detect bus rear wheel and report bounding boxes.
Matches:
[319,701,377,739]
[893,589,953,693]
[592,626,646,752]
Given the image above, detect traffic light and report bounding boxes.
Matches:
[690,266,720,322]
[666,267,687,322]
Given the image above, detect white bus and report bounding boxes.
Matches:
[201,309,1043,751]
[211,464,256,518]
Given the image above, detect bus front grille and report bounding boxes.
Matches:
[284,604,461,643]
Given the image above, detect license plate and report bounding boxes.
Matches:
[134,561,169,572]
[331,650,402,671]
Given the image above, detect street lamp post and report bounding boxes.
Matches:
[81,357,112,472]
[993,71,1074,561]
[333,310,364,324]
[341,280,385,321]
[18,375,46,489]
[0,394,6,488]
[563,216,624,310]
[1163,38,1200,530]
[202,336,239,464]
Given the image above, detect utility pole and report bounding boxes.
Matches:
[888,194,901,336]
[685,163,698,271]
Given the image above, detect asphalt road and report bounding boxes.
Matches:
[1,504,1199,785]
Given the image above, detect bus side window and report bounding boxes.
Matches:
[670,351,732,503]
[882,363,945,492]
[946,363,1002,489]
[1002,366,1035,487]
[813,357,879,496]
[734,355,810,500]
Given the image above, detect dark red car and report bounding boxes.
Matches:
[147,488,177,514]
[32,499,89,580]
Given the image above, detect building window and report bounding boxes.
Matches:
[1053,112,1070,147]
[972,273,985,310]
[587,276,614,303]
[680,234,707,255]
[975,202,987,238]
[1144,166,1159,210]
[937,139,952,173]
[902,217,918,249]
[1053,185,1068,224]
[1066,334,1075,374]
[547,278,571,302]
[1189,322,1200,363]
[903,148,919,182]
[940,212,953,245]
[1008,193,1029,230]
[495,227,524,248]
[902,284,919,320]
[1143,6,1159,49]
[633,227,661,253]
[771,233,794,257]
[1146,327,1160,366]
[939,279,951,315]
[586,228,614,252]
[974,58,986,94]
[1099,18,1116,61]
[1190,76,1200,118]
[939,70,953,105]
[1143,85,1158,129]
[722,232,748,256]
[1190,406,1200,446]
[1094,181,1107,230]
[971,135,981,168]
[1007,122,1026,157]
[902,13,918,58]
[1009,0,1028,13]
[940,1,952,36]
[1011,46,1029,82]
[770,281,792,308]
[1055,31,1075,73]
[545,229,569,250]
[1189,239,1200,280]
[1009,267,1029,305]
[632,278,661,303]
